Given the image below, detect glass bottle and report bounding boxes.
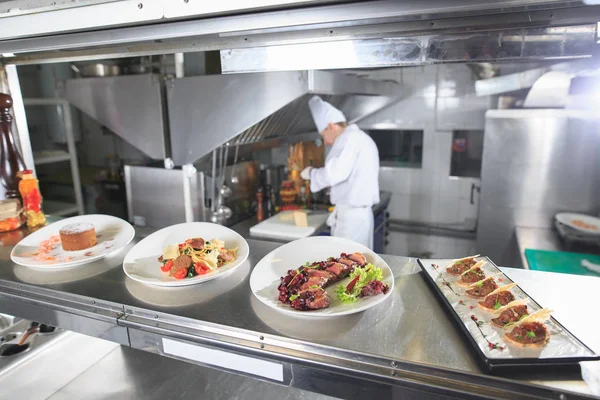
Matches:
[0,93,27,200]
[256,187,265,222]
[304,180,311,208]
[18,170,46,229]
[265,185,274,217]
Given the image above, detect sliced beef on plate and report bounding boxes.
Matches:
[306,269,335,280]
[290,287,330,310]
[300,275,330,291]
[347,252,367,265]
[325,262,352,279]
[170,254,192,276]
[338,258,355,268]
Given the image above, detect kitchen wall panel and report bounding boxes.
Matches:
[477,110,600,266]
[386,231,476,259]
[388,194,437,223]
[359,64,487,247]
[436,64,494,131]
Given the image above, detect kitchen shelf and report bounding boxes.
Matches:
[44,200,79,217]
[33,151,71,165]
[24,98,84,216]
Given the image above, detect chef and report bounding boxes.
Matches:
[301,96,380,249]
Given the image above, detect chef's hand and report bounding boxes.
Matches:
[300,167,312,180]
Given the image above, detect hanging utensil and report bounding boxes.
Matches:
[212,143,233,224]
[230,142,240,184]
[219,185,232,198]
[219,143,232,199]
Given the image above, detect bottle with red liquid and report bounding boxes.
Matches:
[18,170,46,229]
[0,93,27,200]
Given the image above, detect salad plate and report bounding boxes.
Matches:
[250,236,394,317]
[123,222,249,287]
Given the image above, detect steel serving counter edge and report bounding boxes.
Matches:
[0,237,596,399]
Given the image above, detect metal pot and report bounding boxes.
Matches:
[125,64,150,75]
[75,63,121,77]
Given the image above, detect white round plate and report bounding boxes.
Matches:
[555,213,600,235]
[122,222,249,287]
[10,215,135,269]
[250,236,394,317]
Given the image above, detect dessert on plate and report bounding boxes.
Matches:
[59,222,97,251]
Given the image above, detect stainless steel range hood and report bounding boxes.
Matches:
[63,73,168,160]
[168,70,401,165]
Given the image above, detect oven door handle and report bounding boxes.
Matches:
[470,183,481,205]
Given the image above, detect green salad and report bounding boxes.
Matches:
[335,263,384,304]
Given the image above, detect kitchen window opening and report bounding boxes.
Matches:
[366,129,423,168]
[450,130,484,178]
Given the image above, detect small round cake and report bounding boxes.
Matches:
[59,222,97,251]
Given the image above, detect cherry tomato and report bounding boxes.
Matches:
[195,262,209,275]
[173,267,187,279]
[160,260,173,272]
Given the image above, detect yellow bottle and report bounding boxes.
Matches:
[18,170,46,229]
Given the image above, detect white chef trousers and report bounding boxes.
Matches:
[327,205,374,249]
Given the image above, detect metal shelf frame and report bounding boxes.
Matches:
[22,97,84,217]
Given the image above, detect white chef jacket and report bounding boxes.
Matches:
[309,124,380,248]
[310,124,380,206]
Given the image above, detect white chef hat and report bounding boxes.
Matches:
[308,96,346,133]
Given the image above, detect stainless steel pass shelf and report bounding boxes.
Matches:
[0,237,593,399]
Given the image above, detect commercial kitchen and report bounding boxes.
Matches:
[1,1,600,399]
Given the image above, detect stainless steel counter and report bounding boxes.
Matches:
[515,226,600,269]
[0,329,334,400]
[0,227,596,399]
[48,344,336,400]
[231,191,392,242]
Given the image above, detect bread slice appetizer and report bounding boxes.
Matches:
[490,299,529,328]
[446,255,480,276]
[503,309,552,347]
[478,283,518,311]
[465,273,501,299]
[456,261,486,287]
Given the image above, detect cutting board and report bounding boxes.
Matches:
[249,211,329,241]
[525,249,600,278]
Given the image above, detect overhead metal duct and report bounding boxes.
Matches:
[475,57,600,97]
[523,71,571,108]
[167,70,401,166]
[63,73,168,160]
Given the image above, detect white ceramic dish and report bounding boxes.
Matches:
[250,236,394,317]
[122,222,249,287]
[555,213,600,235]
[11,215,134,269]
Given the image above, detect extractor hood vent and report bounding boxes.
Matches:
[63,73,168,160]
[168,70,401,165]
[234,93,394,146]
